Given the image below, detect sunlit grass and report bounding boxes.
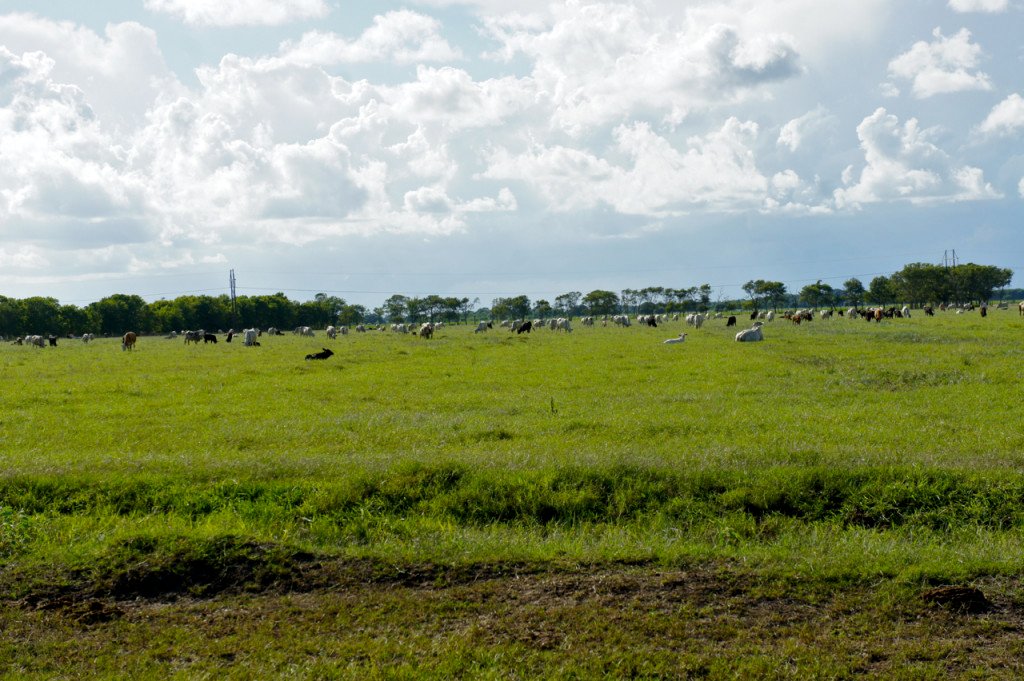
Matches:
[3,309,1024,583]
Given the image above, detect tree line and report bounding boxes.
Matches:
[0,262,1012,337]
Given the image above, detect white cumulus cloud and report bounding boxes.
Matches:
[276,11,462,66]
[483,119,776,215]
[481,2,802,133]
[976,93,1024,137]
[834,107,999,208]
[948,0,1008,12]
[0,13,182,128]
[887,27,992,98]
[777,105,832,151]
[144,0,328,27]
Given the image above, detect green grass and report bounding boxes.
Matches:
[4,311,1024,676]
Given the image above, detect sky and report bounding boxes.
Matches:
[1,0,1023,309]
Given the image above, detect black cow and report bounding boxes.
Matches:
[48,335,58,347]
[203,333,218,344]
[305,348,334,361]
[517,321,533,334]
[726,315,737,327]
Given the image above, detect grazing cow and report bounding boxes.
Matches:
[923,306,934,316]
[226,331,233,343]
[243,328,258,347]
[267,327,280,336]
[184,330,202,345]
[980,305,988,318]
[81,333,94,343]
[735,322,765,342]
[517,321,533,334]
[356,324,366,332]
[419,323,434,339]
[555,318,573,332]
[750,310,759,321]
[26,335,45,348]
[766,311,775,322]
[474,321,492,333]
[203,333,218,344]
[901,306,911,318]
[663,333,688,344]
[874,308,882,323]
[301,326,314,336]
[339,326,349,335]
[122,332,137,351]
[326,326,337,339]
[1019,302,1024,316]
[726,315,737,327]
[48,335,58,347]
[305,348,334,361]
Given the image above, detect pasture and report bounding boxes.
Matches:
[4,312,1024,678]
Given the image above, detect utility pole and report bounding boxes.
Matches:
[229,269,237,325]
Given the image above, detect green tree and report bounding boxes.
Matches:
[492,295,531,320]
[533,299,553,319]
[867,276,896,306]
[843,278,865,307]
[949,263,1013,304]
[799,280,835,309]
[383,295,409,322]
[553,291,582,317]
[87,294,150,334]
[20,297,61,334]
[582,289,619,315]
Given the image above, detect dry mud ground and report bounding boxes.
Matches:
[7,560,1024,679]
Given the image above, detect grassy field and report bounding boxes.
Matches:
[4,311,1024,678]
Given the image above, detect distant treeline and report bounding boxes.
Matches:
[0,262,1013,337]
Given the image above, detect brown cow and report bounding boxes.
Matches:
[122,331,137,351]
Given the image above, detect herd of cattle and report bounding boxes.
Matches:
[5,302,1018,351]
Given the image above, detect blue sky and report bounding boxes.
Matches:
[1,0,1022,308]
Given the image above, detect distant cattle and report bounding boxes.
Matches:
[326,326,337,339]
[474,321,493,333]
[122,332,137,351]
[48,335,58,347]
[726,315,737,327]
[81,333,94,343]
[735,322,764,343]
[517,321,533,334]
[243,329,259,347]
[203,333,218,344]
[305,348,334,361]
[184,330,202,345]
[419,323,434,339]
[663,333,688,344]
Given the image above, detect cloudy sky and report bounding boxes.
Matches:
[1,0,1022,308]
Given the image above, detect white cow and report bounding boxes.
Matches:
[735,322,765,342]
[663,333,688,344]
[555,318,573,332]
[81,333,94,343]
[765,311,775,322]
[901,306,911,318]
[326,326,337,339]
[243,328,258,346]
[474,321,492,333]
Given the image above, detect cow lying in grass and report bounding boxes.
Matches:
[305,348,334,361]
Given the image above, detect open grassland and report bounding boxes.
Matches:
[4,310,1024,678]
